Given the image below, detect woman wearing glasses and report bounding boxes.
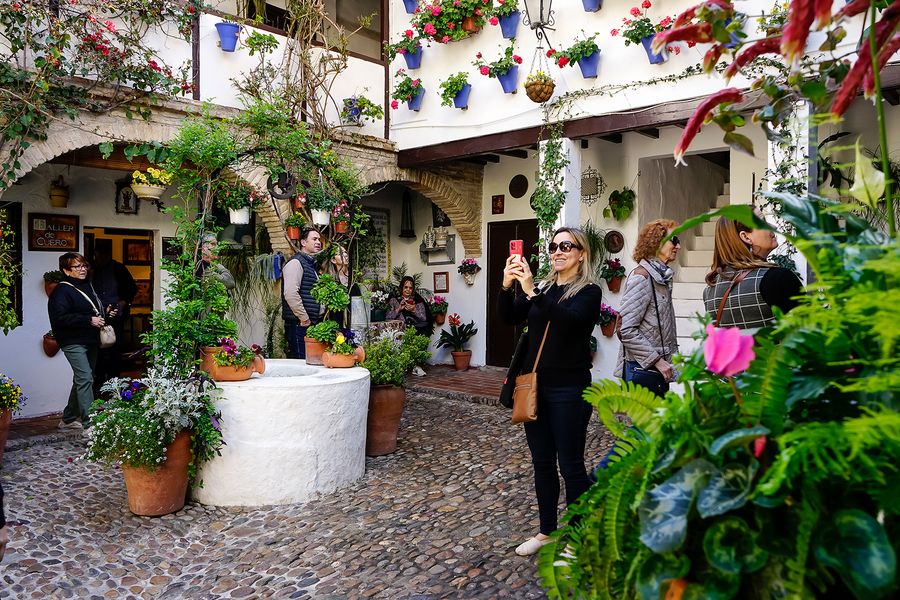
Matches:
[499,227,602,556]
[703,216,801,329]
[48,252,117,434]
[615,219,681,397]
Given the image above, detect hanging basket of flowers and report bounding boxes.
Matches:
[131,168,173,200]
[524,71,555,103]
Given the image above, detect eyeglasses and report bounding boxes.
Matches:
[68,264,89,270]
[670,236,681,246]
[548,241,582,254]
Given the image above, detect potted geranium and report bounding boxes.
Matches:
[473,44,523,94]
[610,2,675,64]
[84,370,224,516]
[284,212,306,240]
[361,327,431,455]
[322,330,365,368]
[489,0,520,39]
[43,269,64,296]
[0,371,26,465]
[604,186,636,221]
[340,95,384,126]
[390,68,425,111]
[331,199,352,234]
[131,167,173,200]
[549,33,601,79]
[436,313,478,370]
[524,70,555,103]
[429,295,449,325]
[458,258,481,285]
[369,289,390,322]
[215,180,266,225]
[439,71,471,110]
[411,0,488,44]
[600,258,626,293]
[385,29,425,70]
[201,338,265,381]
[598,303,619,337]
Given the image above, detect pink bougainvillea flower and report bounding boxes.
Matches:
[490,16,499,25]
[723,38,780,80]
[480,65,490,75]
[780,0,815,66]
[390,100,399,109]
[651,23,712,53]
[704,323,755,377]
[630,6,642,17]
[674,87,743,165]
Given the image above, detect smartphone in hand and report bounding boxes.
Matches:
[509,239,523,258]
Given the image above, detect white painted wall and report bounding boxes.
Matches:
[1,165,179,419]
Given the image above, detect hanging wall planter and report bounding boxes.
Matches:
[402,0,418,13]
[286,225,300,240]
[582,0,602,11]
[453,84,472,109]
[131,183,167,201]
[49,176,69,208]
[407,87,426,111]
[403,45,423,70]
[577,50,601,78]
[215,22,241,52]
[497,66,519,94]
[229,207,251,225]
[311,209,331,226]
[640,35,668,64]
[498,11,520,39]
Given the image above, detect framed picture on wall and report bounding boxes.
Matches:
[123,239,151,265]
[115,181,139,215]
[432,203,452,227]
[27,213,79,252]
[491,194,505,215]
[132,279,152,307]
[433,271,449,293]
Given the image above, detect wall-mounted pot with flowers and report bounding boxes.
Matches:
[340,94,384,126]
[214,18,242,52]
[429,295,449,324]
[598,303,619,337]
[611,2,675,64]
[322,330,365,368]
[331,199,352,234]
[473,44,522,94]
[284,212,307,240]
[549,32,601,79]
[385,30,425,70]
[436,313,478,370]
[439,71,472,110]
[390,68,425,111]
[524,70,555,103]
[412,0,489,43]
[131,167,173,201]
[489,0,520,39]
[457,258,481,285]
[604,186,636,222]
[215,180,266,225]
[600,258,626,293]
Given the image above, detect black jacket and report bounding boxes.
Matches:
[48,276,101,347]
[499,282,603,388]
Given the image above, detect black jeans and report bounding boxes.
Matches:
[524,381,593,535]
[284,322,308,359]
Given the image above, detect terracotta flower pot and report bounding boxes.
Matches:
[211,364,254,381]
[200,347,265,381]
[44,281,58,296]
[607,275,624,294]
[43,334,60,357]
[286,225,300,240]
[434,313,446,325]
[462,16,481,33]
[121,429,192,516]
[354,346,365,363]
[322,351,357,368]
[199,346,219,377]
[304,337,328,366]
[334,221,350,234]
[366,385,406,456]
[0,409,12,467]
[601,321,616,338]
[253,354,266,375]
[451,350,471,371]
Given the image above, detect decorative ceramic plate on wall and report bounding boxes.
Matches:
[604,230,625,254]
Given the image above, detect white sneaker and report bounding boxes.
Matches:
[412,366,426,377]
[515,536,552,556]
[58,420,83,431]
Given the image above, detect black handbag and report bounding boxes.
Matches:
[499,329,529,409]
[622,272,670,398]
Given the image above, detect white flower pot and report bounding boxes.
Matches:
[131,183,167,200]
[229,207,251,224]
[463,272,476,286]
[311,209,331,226]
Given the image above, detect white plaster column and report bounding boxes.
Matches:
[557,137,582,229]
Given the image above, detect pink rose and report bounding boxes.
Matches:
[405,29,414,38]
[703,323,755,377]
[480,65,490,75]
[642,0,651,8]
[490,16,499,26]
[630,7,642,17]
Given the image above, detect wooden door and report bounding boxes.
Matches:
[485,219,539,367]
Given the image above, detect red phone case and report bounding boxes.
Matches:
[510,240,523,257]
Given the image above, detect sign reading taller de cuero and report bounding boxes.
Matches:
[28,213,79,252]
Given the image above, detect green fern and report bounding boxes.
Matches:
[584,380,668,440]
[740,336,792,435]
[602,445,651,561]
[783,490,819,599]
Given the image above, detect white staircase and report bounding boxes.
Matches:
[671,183,729,354]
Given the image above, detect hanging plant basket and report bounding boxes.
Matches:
[131,183,167,201]
[525,79,555,103]
[311,209,331,226]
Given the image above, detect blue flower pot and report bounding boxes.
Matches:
[453,84,472,109]
[499,11,520,39]
[402,0,418,14]
[407,87,425,111]
[497,65,519,94]
[403,45,423,70]
[215,22,241,52]
[641,35,668,65]
[577,50,601,78]
[582,0,602,12]
[723,17,742,49]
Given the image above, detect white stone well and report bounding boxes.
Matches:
[193,359,371,506]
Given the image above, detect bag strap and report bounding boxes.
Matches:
[60,281,101,316]
[714,269,752,326]
[529,321,551,374]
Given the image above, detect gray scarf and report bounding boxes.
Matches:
[646,258,674,286]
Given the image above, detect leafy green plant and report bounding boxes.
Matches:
[362,327,431,387]
[604,187,636,221]
[611,4,674,46]
[390,68,424,106]
[549,33,599,67]
[306,320,340,344]
[436,313,477,352]
[311,274,350,316]
[384,29,423,62]
[439,71,470,107]
[42,270,64,283]
[304,184,338,212]
[215,180,266,211]
[284,212,307,227]
[340,95,384,124]
[489,0,519,18]
[0,209,19,333]
[473,43,523,78]
[0,371,26,413]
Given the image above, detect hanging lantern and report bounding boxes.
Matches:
[399,188,416,238]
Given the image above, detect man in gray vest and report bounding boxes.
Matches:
[282,227,323,359]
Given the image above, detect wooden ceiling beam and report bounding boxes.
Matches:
[50,146,153,173]
[497,149,530,159]
[636,128,660,139]
[598,133,623,144]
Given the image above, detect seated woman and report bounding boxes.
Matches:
[386,276,432,336]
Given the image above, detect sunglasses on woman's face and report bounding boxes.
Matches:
[669,236,681,246]
[548,241,582,254]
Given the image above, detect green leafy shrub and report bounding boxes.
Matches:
[306,320,340,344]
[362,328,431,387]
[311,274,350,316]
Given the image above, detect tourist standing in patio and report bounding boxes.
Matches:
[91,238,136,394]
[616,219,680,397]
[49,252,117,432]
[282,227,323,359]
[498,227,602,556]
[197,233,235,290]
[386,276,432,336]
[703,215,802,329]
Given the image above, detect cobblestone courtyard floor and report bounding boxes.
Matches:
[1,392,613,599]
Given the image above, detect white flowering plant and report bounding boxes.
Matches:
[83,368,224,485]
[369,289,391,311]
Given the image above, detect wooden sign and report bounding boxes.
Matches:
[28,213,79,252]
